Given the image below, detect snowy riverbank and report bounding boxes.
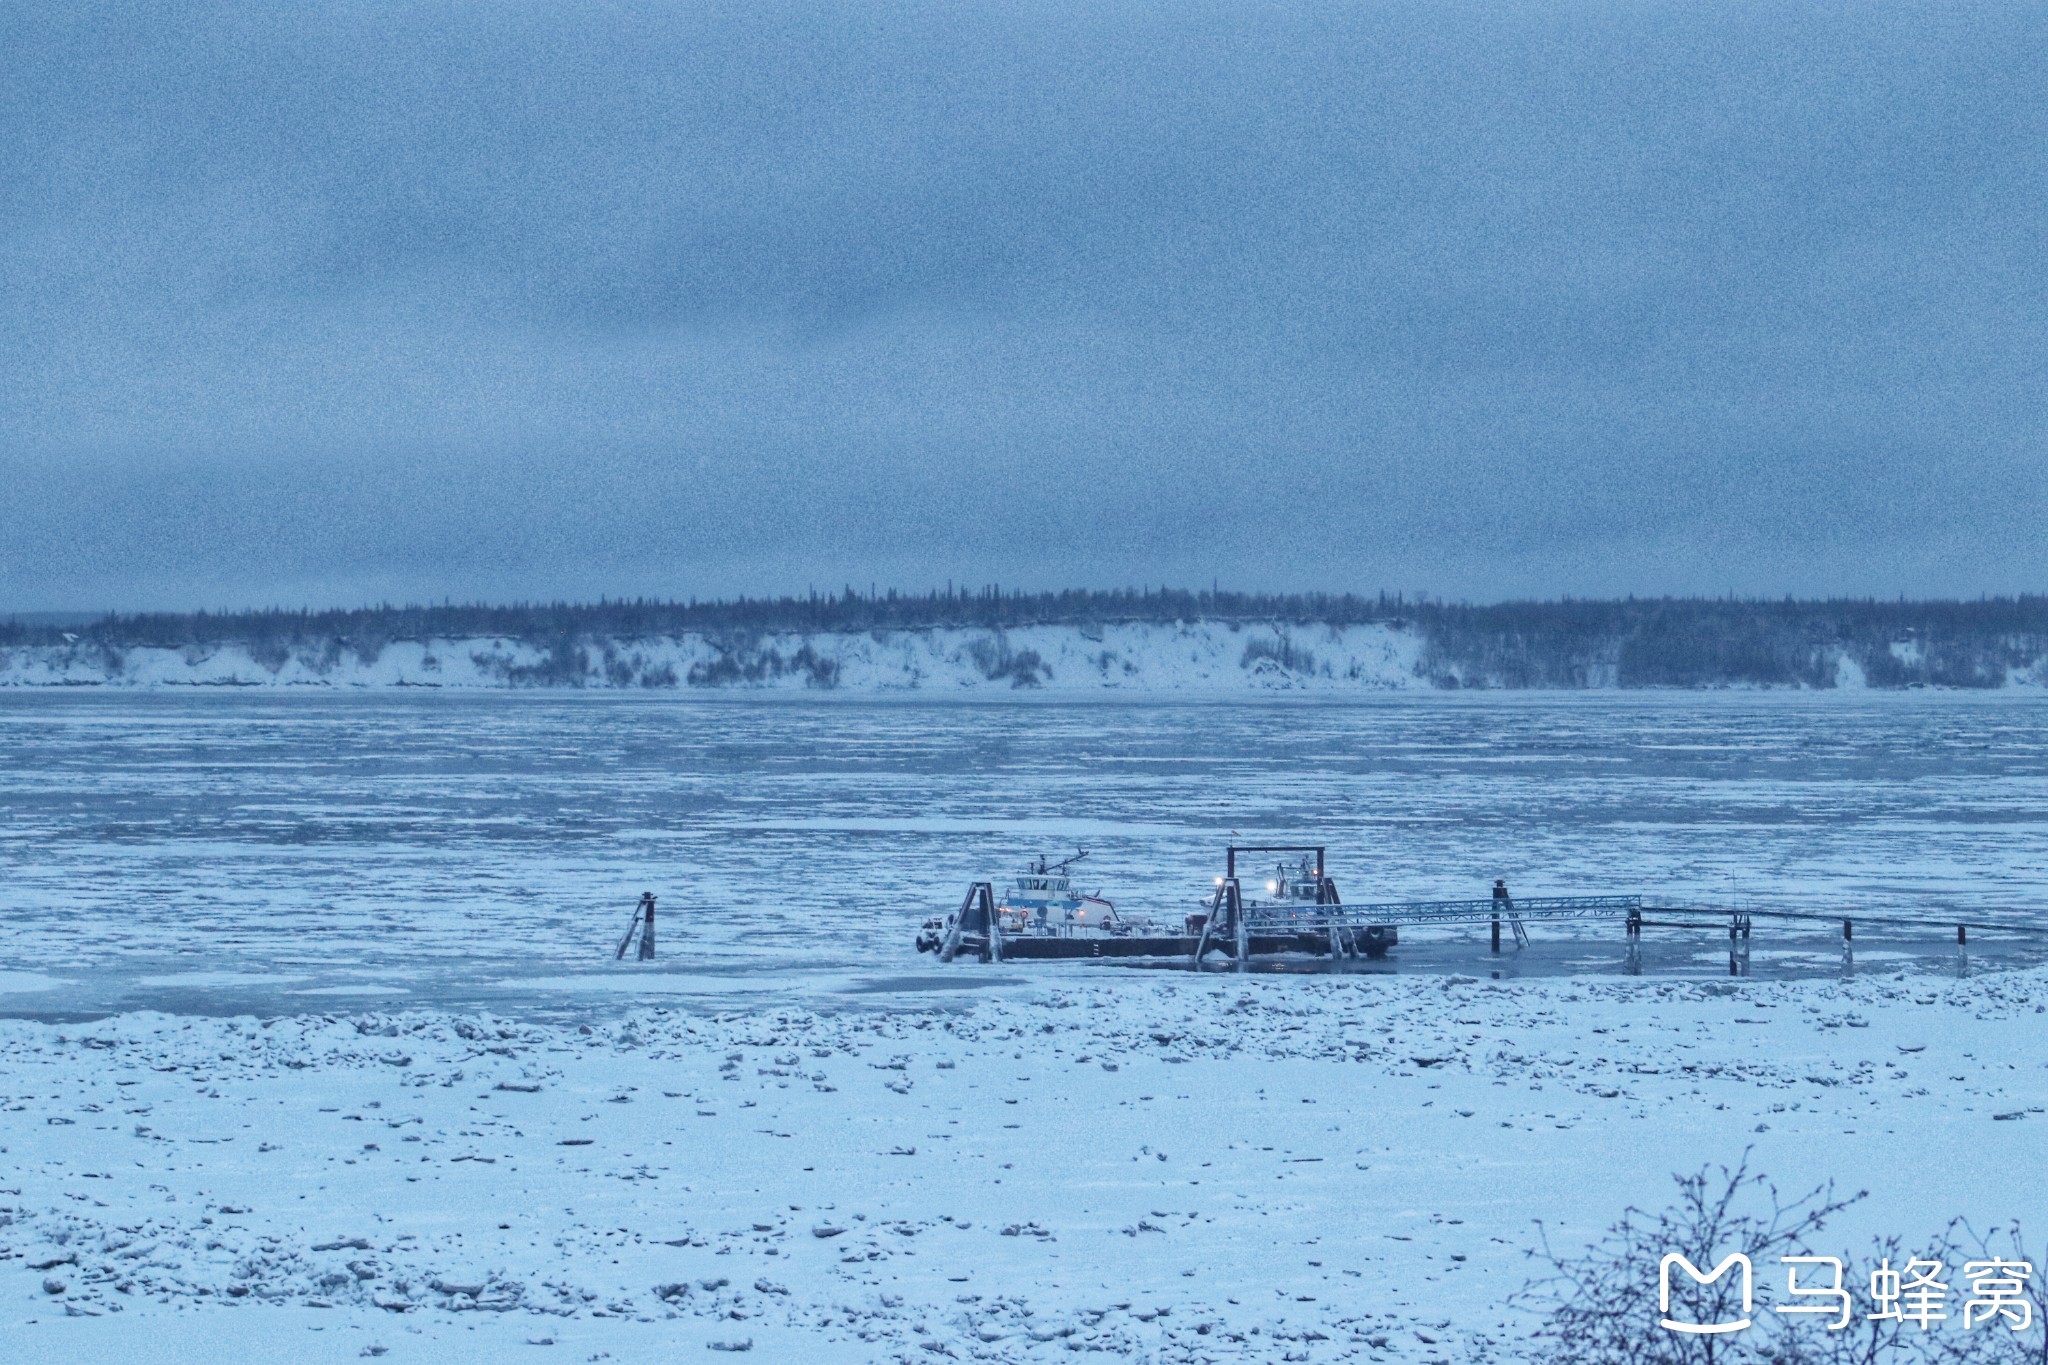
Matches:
[7,965,2046,1362]
[3,622,1424,692]
[8,619,2042,691]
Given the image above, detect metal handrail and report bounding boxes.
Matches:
[1241,894,2048,939]
[1644,904,2048,937]
[1243,894,1642,930]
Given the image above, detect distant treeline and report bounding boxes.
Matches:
[5,587,1408,647]
[5,588,2047,688]
[1413,597,2048,688]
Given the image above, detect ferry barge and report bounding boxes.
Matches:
[916,846,1398,962]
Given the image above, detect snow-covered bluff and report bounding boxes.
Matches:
[3,619,2044,690]
[0,621,1430,691]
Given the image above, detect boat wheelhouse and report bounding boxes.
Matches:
[995,851,1117,933]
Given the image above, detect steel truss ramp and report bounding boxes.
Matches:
[1242,894,1643,934]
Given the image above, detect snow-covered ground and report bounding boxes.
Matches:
[0,623,1429,692]
[6,965,2045,1363]
[9,621,2040,691]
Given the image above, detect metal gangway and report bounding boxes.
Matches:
[1280,894,1645,952]
[1194,874,1646,961]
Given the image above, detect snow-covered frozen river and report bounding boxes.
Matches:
[3,692,2046,1018]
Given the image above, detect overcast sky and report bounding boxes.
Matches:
[4,2,2044,611]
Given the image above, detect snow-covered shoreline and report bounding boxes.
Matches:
[6,619,2044,691]
[2,622,1422,692]
[7,965,2045,1362]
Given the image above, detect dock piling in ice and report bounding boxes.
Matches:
[938,883,999,963]
[615,892,658,960]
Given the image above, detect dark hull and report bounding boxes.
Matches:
[968,927,1397,960]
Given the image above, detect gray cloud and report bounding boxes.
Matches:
[4,1,2044,609]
